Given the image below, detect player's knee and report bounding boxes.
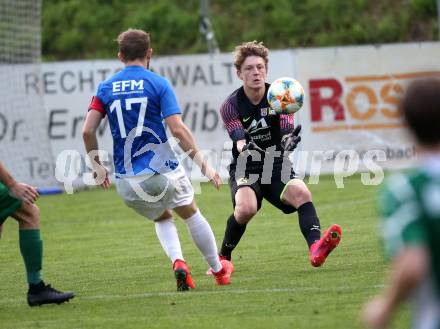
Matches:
[296,188,312,205]
[283,183,312,206]
[234,204,257,223]
[24,203,40,227]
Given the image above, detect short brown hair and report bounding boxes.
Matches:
[401,78,440,146]
[117,29,150,61]
[233,41,269,70]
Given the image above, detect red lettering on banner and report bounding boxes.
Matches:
[309,79,345,122]
[308,71,440,132]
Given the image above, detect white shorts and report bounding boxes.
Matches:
[115,165,194,220]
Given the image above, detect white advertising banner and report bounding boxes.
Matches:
[38,60,121,188]
[38,51,295,187]
[4,42,440,188]
[294,42,440,174]
[0,64,56,187]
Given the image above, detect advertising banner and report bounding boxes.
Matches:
[39,51,295,188]
[2,42,439,189]
[294,42,440,175]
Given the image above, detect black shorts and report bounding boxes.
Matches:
[228,166,297,214]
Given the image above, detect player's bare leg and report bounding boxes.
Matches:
[281,179,342,267]
[234,187,259,225]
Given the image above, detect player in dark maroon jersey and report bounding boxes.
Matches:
[217,41,342,271]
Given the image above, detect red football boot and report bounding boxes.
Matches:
[212,259,234,285]
[173,259,196,291]
[206,255,234,276]
[310,224,342,267]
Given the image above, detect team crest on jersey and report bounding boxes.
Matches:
[260,107,276,116]
[236,177,248,186]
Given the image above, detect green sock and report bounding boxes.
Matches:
[19,229,43,285]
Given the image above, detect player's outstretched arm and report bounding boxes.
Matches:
[82,111,110,189]
[0,162,38,203]
[165,114,222,189]
[362,246,429,329]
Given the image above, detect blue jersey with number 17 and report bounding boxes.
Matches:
[90,65,180,177]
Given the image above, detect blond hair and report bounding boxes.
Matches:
[233,41,269,70]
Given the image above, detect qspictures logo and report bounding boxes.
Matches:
[309,71,440,132]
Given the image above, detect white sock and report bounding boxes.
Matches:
[184,209,222,272]
[154,218,184,263]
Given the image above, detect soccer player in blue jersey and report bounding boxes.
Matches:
[0,162,74,306]
[82,28,232,290]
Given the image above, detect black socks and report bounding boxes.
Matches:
[297,202,321,248]
[219,214,247,260]
[220,202,320,259]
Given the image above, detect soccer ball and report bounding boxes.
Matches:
[267,77,304,114]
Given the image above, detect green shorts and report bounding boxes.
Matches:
[0,182,22,224]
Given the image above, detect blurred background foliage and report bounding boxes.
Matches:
[42,0,439,61]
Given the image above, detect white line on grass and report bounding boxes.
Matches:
[0,284,385,305]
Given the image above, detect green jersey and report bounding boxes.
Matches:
[379,162,440,297]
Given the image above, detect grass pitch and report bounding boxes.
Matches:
[0,175,409,329]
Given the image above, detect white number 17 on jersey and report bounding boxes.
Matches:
[109,97,148,138]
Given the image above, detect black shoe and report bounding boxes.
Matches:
[27,281,75,307]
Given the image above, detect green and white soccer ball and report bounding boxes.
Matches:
[267,77,305,114]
